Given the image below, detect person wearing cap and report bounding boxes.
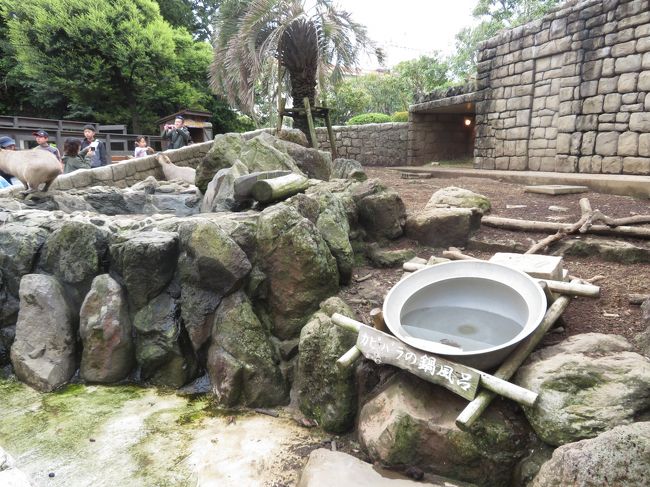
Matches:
[80,124,108,168]
[0,135,17,187]
[33,130,62,165]
[162,116,191,150]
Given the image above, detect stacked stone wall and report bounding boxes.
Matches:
[474,0,650,174]
[315,123,407,166]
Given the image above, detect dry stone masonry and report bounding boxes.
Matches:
[474,0,650,174]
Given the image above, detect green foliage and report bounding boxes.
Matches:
[450,0,561,81]
[391,111,408,122]
[1,0,233,133]
[154,0,222,41]
[393,54,452,99]
[346,113,391,126]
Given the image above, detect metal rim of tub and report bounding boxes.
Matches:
[382,260,547,369]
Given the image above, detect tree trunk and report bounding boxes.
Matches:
[251,173,309,203]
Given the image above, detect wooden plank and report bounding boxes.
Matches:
[332,314,537,406]
[303,97,319,149]
[356,326,479,400]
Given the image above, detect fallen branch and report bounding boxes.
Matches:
[526,213,591,254]
[483,216,650,239]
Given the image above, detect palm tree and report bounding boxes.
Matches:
[209,0,383,141]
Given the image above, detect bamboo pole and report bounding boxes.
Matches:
[455,283,576,431]
[402,262,599,297]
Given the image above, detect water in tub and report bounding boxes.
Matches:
[401,306,523,351]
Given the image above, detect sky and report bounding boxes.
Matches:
[339,0,478,69]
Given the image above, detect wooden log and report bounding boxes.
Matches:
[251,173,309,203]
[455,283,576,431]
[483,216,650,239]
[370,308,388,333]
[402,263,600,298]
[321,100,338,160]
[275,97,286,135]
[441,250,479,261]
[336,346,361,369]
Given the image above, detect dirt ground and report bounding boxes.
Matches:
[339,166,650,348]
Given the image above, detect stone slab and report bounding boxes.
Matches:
[523,184,589,195]
[489,252,564,280]
[298,449,460,487]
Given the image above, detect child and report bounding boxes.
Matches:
[62,138,91,174]
[134,136,154,158]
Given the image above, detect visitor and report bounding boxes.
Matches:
[80,124,108,168]
[62,138,91,174]
[134,136,155,158]
[32,129,62,164]
[162,116,191,149]
[0,136,18,186]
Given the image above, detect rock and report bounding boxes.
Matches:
[354,181,406,240]
[314,192,354,284]
[514,333,650,446]
[79,274,134,383]
[358,373,531,486]
[531,422,650,487]
[0,223,49,326]
[133,291,198,388]
[82,187,131,215]
[367,244,417,268]
[240,133,304,176]
[141,193,199,217]
[286,193,320,223]
[256,204,339,340]
[38,221,110,309]
[298,449,455,487]
[277,128,309,147]
[425,187,491,213]
[10,274,77,392]
[511,442,554,487]
[200,160,249,213]
[553,237,650,264]
[0,446,33,487]
[109,231,179,310]
[295,298,358,433]
[206,291,287,407]
[405,208,482,248]
[196,133,246,193]
[273,138,332,180]
[332,158,367,181]
[177,221,252,351]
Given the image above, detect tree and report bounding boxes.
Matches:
[450,0,561,81]
[3,0,214,133]
[155,0,222,41]
[393,54,452,100]
[209,0,382,140]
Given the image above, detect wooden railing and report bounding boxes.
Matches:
[0,116,163,159]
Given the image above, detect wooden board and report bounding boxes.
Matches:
[356,327,480,400]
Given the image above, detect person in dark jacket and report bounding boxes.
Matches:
[162,116,191,149]
[80,124,108,167]
[62,138,91,174]
[0,135,16,187]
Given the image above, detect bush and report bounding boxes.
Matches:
[346,113,392,125]
[391,111,408,122]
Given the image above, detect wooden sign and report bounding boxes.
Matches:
[356,326,480,400]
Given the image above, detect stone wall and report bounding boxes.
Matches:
[474,0,650,174]
[315,123,407,166]
[0,142,213,194]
